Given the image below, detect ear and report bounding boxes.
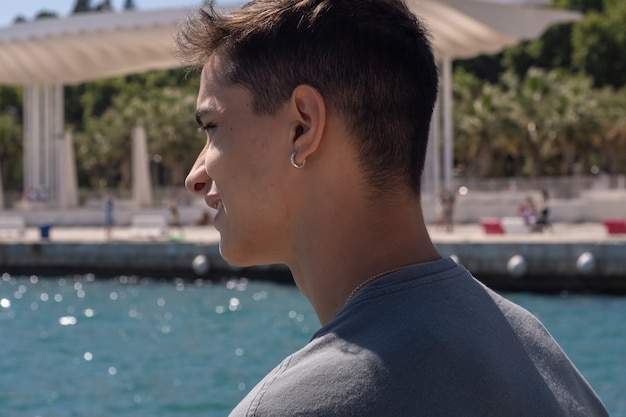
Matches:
[288,84,326,164]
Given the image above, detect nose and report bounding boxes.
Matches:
[185,146,212,195]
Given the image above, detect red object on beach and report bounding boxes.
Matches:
[602,219,626,235]
[480,218,505,234]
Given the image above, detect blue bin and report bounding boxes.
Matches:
[39,224,51,240]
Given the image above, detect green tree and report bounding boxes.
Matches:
[72,0,92,13]
[549,73,604,175]
[74,84,201,190]
[65,69,196,132]
[597,86,626,173]
[497,69,561,177]
[0,113,23,190]
[502,23,574,81]
[453,69,519,177]
[143,88,201,187]
[0,86,23,190]
[571,1,626,88]
[34,10,59,20]
[454,68,613,178]
[454,54,503,85]
[95,0,112,12]
[0,86,22,123]
[552,0,604,14]
[500,68,608,177]
[75,91,148,189]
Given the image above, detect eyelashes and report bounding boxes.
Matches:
[197,123,217,133]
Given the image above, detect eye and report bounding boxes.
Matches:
[197,123,217,133]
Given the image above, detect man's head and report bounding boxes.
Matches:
[176,0,438,196]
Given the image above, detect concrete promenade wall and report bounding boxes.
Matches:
[1,223,625,293]
[0,241,233,279]
[436,241,626,293]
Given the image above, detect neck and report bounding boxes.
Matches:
[287,190,441,325]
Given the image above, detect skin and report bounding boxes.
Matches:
[186,56,441,325]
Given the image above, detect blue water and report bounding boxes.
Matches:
[0,273,624,416]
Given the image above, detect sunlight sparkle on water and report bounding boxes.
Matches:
[59,316,77,326]
[1,275,621,417]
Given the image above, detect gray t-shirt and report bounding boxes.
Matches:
[230,258,608,416]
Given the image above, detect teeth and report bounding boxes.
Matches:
[213,200,223,211]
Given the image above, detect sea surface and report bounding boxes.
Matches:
[0,273,624,417]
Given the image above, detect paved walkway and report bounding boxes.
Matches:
[0,225,220,244]
[429,222,621,243]
[1,222,620,244]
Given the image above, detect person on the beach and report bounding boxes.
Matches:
[177,1,609,415]
[103,193,114,240]
[518,195,537,227]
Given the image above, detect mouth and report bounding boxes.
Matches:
[205,195,223,211]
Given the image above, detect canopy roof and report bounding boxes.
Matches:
[0,0,580,86]
[420,0,580,59]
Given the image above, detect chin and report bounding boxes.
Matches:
[218,241,279,269]
[219,244,259,268]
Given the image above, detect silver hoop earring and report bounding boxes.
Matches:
[290,151,306,169]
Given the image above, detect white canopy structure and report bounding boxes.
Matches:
[0,8,189,86]
[0,1,580,206]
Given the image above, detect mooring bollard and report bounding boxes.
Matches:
[192,255,210,275]
[507,254,527,278]
[576,252,596,274]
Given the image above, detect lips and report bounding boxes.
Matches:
[204,181,222,210]
[205,195,223,211]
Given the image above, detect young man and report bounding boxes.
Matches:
[177,0,609,415]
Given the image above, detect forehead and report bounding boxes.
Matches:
[197,67,224,114]
[198,57,227,102]
[196,56,255,119]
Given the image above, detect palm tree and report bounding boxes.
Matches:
[550,73,604,175]
[500,68,561,177]
[598,86,626,174]
[454,70,516,177]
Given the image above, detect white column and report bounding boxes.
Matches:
[132,125,153,208]
[0,159,4,209]
[442,56,454,192]
[23,84,41,192]
[57,131,79,208]
[43,84,53,199]
[53,83,65,205]
[23,83,68,206]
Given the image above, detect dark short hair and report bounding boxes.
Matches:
[176,0,438,196]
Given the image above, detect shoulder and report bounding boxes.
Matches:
[230,334,386,416]
[231,261,609,416]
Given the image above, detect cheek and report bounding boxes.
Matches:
[237,135,280,180]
